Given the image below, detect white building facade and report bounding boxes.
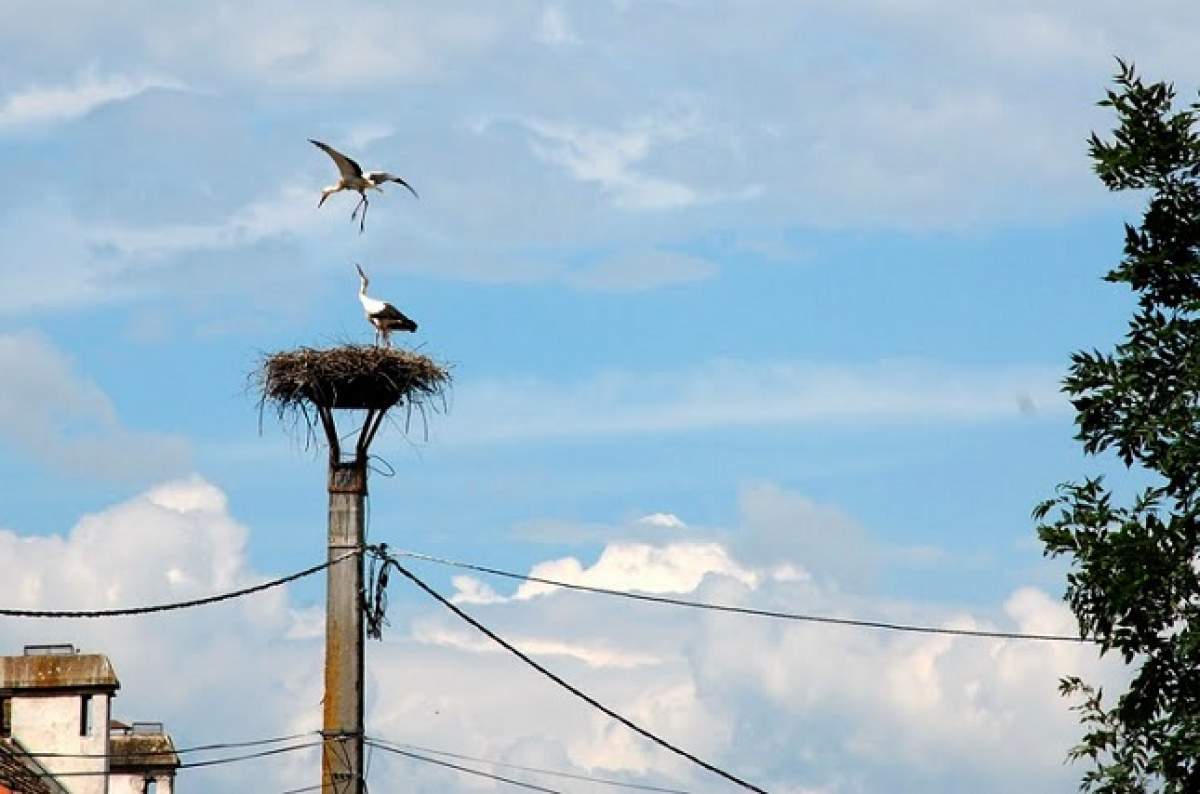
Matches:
[107,722,178,794]
[0,645,117,794]
[0,645,181,794]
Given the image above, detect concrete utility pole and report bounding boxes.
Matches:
[259,344,448,794]
[323,458,367,794]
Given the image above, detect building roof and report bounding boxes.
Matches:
[0,738,70,794]
[0,652,119,693]
[108,724,180,772]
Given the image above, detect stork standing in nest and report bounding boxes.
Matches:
[356,264,417,347]
[311,139,418,233]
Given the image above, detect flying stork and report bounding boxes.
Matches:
[310,139,418,233]
[355,264,418,347]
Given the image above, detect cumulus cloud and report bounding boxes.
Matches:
[0,477,1131,792]
[735,483,877,589]
[392,489,1126,792]
[0,330,189,481]
[517,541,759,598]
[0,477,323,792]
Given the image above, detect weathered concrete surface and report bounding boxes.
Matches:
[1,650,117,794]
[323,461,366,794]
[0,655,119,693]
[8,693,111,794]
[109,724,179,794]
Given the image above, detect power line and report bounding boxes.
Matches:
[16,731,319,760]
[0,551,359,619]
[178,741,324,771]
[34,740,324,777]
[396,548,1093,644]
[367,736,691,793]
[366,740,563,793]
[370,549,768,794]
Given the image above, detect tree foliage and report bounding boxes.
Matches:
[1034,60,1200,793]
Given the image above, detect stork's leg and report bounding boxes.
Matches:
[358,197,369,234]
[350,194,366,220]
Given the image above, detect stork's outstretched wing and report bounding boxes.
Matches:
[310,139,363,179]
[366,171,419,199]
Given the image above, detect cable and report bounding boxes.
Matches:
[396,549,1093,644]
[372,551,768,794]
[178,741,324,771]
[366,736,691,793]
[16,730,320,760]
[34,741,324,777]
[366,740,563,793]
[0,551,359,619]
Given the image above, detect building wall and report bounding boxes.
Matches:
[108,772,172,794]
[10,693,110,794]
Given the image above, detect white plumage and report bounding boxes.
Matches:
[356,264,417,347]
[311,139,418,233]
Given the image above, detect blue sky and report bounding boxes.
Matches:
[0,2,1196,792]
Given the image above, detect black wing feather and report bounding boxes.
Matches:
[310,139,363,179]
[366,171,419,199]
[371,303,418,332]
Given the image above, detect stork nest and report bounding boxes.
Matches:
[258,345,450,412]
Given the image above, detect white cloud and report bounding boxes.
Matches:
[448,574,505,605]
[637,512,687,530]
[0,186,344,318]
[513,541,760,600]
[0,477,323,792]
[0,2,1196,238]
[381,486,1127,792]
[515,112,761,211]
[0,330,190,481]
[89,185,327,258]
[735,484,878,589]
[0,478,1132,792]
[413,624,662,669]
[0,3,1195,327]
[438,358,1069,444]
[0,69,183,131]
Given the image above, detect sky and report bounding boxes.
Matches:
[0,2,1196,792]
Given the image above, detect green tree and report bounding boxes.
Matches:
[1035,61,1200,793]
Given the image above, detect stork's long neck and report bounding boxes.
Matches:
[358,277,379,314]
